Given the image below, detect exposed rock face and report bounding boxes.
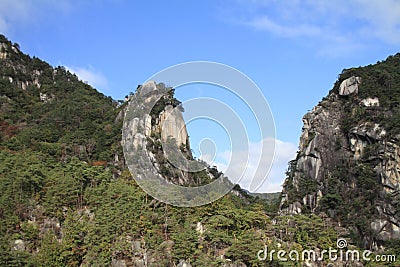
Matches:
[126,117,146,150]
[177,260,192,267]
[141,80,157,96]
[127,82,189,149]
[0,43,8,59]
[339,76,361,95]
[279,65,400,249]
[349,122,386,159]
[371,218,400,242]
[39,92,53,103]
[281,94,347,214]
[361,97,379,107]
[196,221,206,235]
[158,105,188,147]
[123,82,200,187]
[0,41,42,91]
[12,239,25,251]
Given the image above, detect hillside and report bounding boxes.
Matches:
[0,35,123,164]
[0,34,399,266]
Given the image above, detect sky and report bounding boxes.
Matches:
[1,0,399,192]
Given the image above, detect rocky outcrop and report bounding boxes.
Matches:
[280,94,349,213]
[127,81,189,149]
[141,80,158,97]
[0,41,39,90]
[177,260,192,267]
[123,82,206,187]
[339,76,361,95]
[280,64,400,249]
[39,92,53,102]
[371,218,400,242]
[0,43,8,59]
[12,239,25,251]
[361,97,379,107]
[158,105,188,146]
[349,122,386,159]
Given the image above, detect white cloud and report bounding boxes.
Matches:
[247,16,322,38]
[66,65,108,91]
[0,1,32,32]
[231,0,400,53]
[203,138,297,193]
[0,0,72,33]
[352,0,400,44]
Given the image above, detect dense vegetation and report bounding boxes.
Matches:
[0,149,345,266]
[0,34,398,266]
[0,34,123,163]
[332,53,400,136]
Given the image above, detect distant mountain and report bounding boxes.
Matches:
[280,54,400,251]
[251,192,280,204]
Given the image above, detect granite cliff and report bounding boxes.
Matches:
[280,55,400,250]
[122,81,221,188]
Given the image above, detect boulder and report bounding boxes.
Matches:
[361,97,379,107]
[339,76,361,95]
[159,105,188,146]
[177,260,192,267]
[12,239,25,251]
[141,80,157,97]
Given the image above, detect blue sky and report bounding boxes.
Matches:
[2,0,399,192]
